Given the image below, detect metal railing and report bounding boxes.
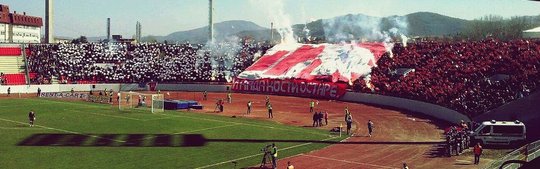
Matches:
[483,139,540,169]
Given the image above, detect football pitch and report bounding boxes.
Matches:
[0,98,343,169]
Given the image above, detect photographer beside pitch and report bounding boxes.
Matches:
[271,143,278,169]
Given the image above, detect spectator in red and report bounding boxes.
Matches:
[473,142,483,165]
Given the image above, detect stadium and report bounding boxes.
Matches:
[1,0,540,169]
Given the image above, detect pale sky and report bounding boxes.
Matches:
[2,0,539,38]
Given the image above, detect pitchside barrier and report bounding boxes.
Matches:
[483,140,540,169]
[39,92,89,100]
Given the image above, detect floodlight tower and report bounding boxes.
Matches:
[208,0,214,43]
[107,18,111,41]
[45,0,54,43]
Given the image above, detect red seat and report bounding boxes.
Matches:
[4,73,27,85]
[0,47,22,56]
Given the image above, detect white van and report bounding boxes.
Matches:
[471,120,526,146]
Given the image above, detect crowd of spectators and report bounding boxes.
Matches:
[354,39,540,116]
[26,38,540,116]
[27,41,272,84]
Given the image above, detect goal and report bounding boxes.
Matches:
[118,92,164,113]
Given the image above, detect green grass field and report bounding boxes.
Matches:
[0,98,343,169]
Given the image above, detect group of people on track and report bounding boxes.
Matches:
[208,92,379,137]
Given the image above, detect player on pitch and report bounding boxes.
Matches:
[28,110,36,127]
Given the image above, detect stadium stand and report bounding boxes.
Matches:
[354,39,540,116]
[22,39,540,117]
[27,42,272,84]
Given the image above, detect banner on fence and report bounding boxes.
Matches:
[87,95,111,103]
[39,92,89,100]
[232,78,348,99]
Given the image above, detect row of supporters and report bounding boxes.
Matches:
[27,42,273,84]
[354,39,540,116]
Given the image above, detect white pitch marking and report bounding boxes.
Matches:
[0,126,46,130]
[0,117,125,143]
[195,136,340,169]
[139,124,240,141]
[87,112,144,121]
[158,113,329,137]
[301,154,398,169]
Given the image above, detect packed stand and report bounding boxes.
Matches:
[354,39,540,116]
[27,42,272,84]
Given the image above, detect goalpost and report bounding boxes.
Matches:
[118,91,164,113]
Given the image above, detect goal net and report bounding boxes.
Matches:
[118,92,164,113]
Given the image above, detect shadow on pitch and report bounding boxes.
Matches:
[17,133,443,147]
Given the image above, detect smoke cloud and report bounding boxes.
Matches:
[322,14,409,44]
[250,0,296,44]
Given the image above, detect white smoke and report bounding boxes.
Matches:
[250,0,296,44]
[321,14,409,59]
[197,36,243,82]
[322,14,409,45]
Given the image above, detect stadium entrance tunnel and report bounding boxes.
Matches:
[17,133,443,147]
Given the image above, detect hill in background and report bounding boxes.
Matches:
[136,12,540,43]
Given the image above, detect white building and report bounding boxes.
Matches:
[0,4,42,43]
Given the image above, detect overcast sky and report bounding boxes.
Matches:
[2,0,539,38]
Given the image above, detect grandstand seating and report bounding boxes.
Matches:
[2,73,26,85]
[354,39,540,116]
[20,39,540,117]
[0,56,25,73]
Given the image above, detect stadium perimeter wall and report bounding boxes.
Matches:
[0,84,123,93]
[341,92,470,124]
[474,90,540,123]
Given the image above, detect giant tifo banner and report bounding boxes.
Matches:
[237,42,387,83]
[234,42,387,99]
[232,78,348,99]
